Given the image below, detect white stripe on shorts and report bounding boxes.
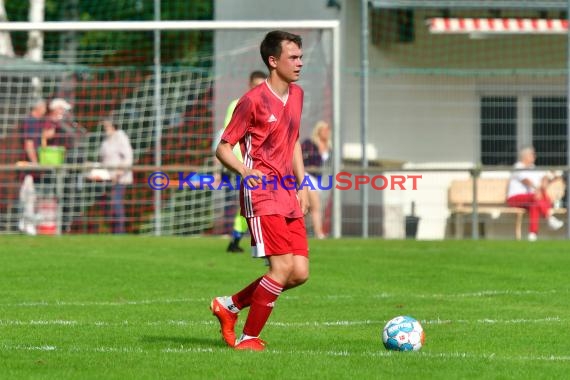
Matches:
[243,134,254,217]
[250,216,266,258]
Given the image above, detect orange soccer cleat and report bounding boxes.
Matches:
[210,297,238,347]
[234,337,266,352]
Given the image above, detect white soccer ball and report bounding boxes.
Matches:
[382,315,425,351]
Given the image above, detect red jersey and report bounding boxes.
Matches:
[221,81,304,218]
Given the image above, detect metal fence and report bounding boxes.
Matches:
[2,2,570,240]
[2,163,568,241]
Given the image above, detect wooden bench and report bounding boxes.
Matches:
[448,178,566,240]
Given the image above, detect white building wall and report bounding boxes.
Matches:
[342,4,566,165]
[342,4,566,239]
[214,0,567,240]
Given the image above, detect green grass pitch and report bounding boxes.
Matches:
[1,236,569,379]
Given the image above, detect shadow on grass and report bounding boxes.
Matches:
[141,335,226,348]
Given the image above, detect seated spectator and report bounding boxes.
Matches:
[506,146,564,241]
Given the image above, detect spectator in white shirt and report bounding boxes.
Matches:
[506,146,564,241]
[100,120,133,233]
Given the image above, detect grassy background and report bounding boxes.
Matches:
[1,236,569,379]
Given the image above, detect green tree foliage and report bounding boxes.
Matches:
[4,0,213,66]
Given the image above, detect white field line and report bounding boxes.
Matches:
[0,317,564,328]
[424,317,563,325]
[1,297,210,307]
[0,344,57,351]
[0,290,563,308]
[1,343,570,362]
[415,290,560,298]
[286,289,562,301]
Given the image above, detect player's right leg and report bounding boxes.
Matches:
[234,260,287,351]
[283,217,310,289]
[233,254,307,350]
[284,254,309,290]
[233,215,309,351]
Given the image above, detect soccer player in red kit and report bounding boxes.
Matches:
[211,30,309,351]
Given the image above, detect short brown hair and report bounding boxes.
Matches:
[260,30,302,69]
[249,70,267,83]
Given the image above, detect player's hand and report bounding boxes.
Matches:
[297,187,309,215]
[241,167,264,188]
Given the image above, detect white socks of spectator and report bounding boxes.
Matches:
[547,216,564,231]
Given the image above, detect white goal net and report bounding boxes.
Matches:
[0,21,339,236]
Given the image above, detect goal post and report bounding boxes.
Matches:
[0,20,340,31]
[0,20,341,237]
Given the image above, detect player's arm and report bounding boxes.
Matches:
[216,97,263,188]
[216,141,245,175]
[292,139,309,214]
[216,141,262,188]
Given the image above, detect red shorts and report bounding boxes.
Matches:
[247,215,308,258]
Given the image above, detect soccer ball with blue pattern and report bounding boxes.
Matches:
[382,316,425,351]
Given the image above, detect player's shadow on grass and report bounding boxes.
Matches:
[141,335,225,348]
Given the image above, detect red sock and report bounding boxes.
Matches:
[242,275,283,337]
[231,276,263,310]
